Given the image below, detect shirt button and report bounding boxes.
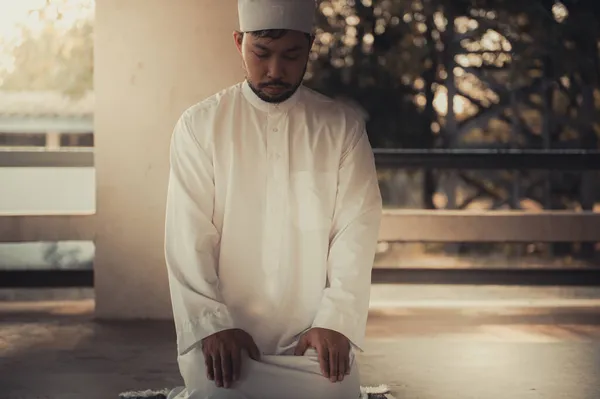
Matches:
[272,128,278,132]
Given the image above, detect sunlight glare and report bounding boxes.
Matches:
[552,2,568,23]
[0,0,94,76]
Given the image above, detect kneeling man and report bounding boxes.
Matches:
[164,1,382,398]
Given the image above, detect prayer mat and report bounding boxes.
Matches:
[118,384,396,399]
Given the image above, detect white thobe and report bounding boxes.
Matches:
[164,81,382,398]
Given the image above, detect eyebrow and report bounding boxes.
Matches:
[253,43,303,53]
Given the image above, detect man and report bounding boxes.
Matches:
[164,0,382,398]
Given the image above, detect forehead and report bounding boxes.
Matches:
[246,30,309,52]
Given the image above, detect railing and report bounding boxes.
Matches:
[0,147,95,288]
[1,148,600,288]
[374,148,600,170]
[4,148,598,170]
[0,147,94,168]
[375,148,600,286]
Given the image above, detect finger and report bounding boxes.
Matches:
[221,348,233,388]
[329,349,338,382]
[338,351,347,381]
[247,340,261,361]
[232,347,242,382]
[344,356,350,375]
[213,354,223,387]
[318,346,330,378]
[205,354,215,381]
[293,337,308,356]
[344,353,351,376]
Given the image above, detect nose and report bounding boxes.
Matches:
[266,58,284,81]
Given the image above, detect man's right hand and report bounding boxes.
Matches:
[201,328,261,388]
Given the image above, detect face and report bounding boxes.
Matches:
[234,30,312,103]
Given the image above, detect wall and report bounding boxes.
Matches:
[94,0,243,318]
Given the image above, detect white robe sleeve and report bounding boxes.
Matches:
[165,111,235,356]
[311,121,382,352]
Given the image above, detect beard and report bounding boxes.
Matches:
[246,64,308,104]
[247,78,301,103]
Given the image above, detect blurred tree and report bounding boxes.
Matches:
[306,0,430,149]
[307,0,599,259]
[0,0,93,98]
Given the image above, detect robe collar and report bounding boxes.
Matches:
[241,80,302,114]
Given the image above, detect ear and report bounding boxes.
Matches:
[233,30,244,55]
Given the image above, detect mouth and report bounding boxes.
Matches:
[262,86,288,95]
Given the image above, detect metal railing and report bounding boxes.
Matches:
[374,148,600,170]
[2,148,598,170]
[375,148,600,286]
[1,147,600,288]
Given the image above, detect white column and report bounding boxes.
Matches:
[94,0,243,319]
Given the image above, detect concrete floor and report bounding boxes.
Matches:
[1,293,600,399]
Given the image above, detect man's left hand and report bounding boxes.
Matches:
[294,327,351,383]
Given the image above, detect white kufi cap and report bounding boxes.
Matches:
[238,0,317,34]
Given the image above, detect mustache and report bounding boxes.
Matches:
[259,81,291,89]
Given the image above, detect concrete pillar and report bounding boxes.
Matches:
[94,1,244,319]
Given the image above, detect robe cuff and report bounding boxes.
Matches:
[177,305,235,356]
[311,308,364,353]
